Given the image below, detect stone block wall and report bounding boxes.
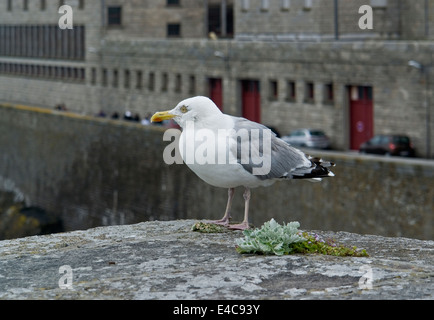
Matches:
[234,0,403,41]
[1,39,433,156]
[104,0,207,38]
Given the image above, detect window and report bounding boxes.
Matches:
[78,0,85,10]
[353,86,373,101]
[148,72,155,91]
[324,83,334,103]
[305,82,314,102]
[366,86,373,100]
[124,69,130,89]
[188,75,196,95]
[40,0,46,10]
[7,0,12,11]
[167,23,181,37]
[108,6,122,26]
[23,0,28,11]
[208,3,234,38]
[161,72,168,92]
[91,68,96,85]
[286,80,296,102]
[175,74,182,93]
[112,69,118,87]
[167,0,180,6]
[269,80,278,101]
[102,68,108,86]
[0,62,85,82]
[136,70,143,89]
[0,24,85,60]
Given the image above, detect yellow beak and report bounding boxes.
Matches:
[151,111,176,123]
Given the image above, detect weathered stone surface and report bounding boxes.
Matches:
[0,220,432,300]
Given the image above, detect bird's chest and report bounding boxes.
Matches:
[178,129,247,188]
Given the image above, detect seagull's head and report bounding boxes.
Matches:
[151,96,222,128]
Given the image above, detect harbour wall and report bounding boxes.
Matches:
[0,103,432,240]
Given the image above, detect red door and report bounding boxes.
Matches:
[209,78,223,111]
[241,80,261,123]
[349,86,374,150]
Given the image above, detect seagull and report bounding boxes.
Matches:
[151,96,335,230]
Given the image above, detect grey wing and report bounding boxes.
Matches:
[230,117,312,180]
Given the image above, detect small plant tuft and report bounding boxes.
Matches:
[235,219,369,257]
[235,219,305,256]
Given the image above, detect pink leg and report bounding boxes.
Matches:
[207,188,235,227]
[229,187,251,230]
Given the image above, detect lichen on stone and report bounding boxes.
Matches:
[191,221,228,233]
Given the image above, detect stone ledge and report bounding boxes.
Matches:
[0,220,432,300]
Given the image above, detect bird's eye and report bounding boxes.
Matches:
[180,105,188,113]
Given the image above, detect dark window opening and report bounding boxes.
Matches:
[305,82,314,102]
[175,74,182,93]
[136,70,143,89]
[167,0,180,6]
[161,72,168,92]
[112,69,118,87]
[108,6,122,26]
[269,80,278,101]
[324,83,334,103]
[148,72,155,91]
[167,23,181,37]
[0,24,85,60]
[208,4,234,38]
[286,81,296,102]
[124,69,130,89]
[189,75,196,94]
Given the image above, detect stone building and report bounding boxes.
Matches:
[0,0,433,157]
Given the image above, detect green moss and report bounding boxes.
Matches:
[291,232,369,257]
[0,204,41,240]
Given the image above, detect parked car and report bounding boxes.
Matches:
[282,129,331,149]
[359,134,415,157]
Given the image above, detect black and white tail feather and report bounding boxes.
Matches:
[292,155,335,182]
